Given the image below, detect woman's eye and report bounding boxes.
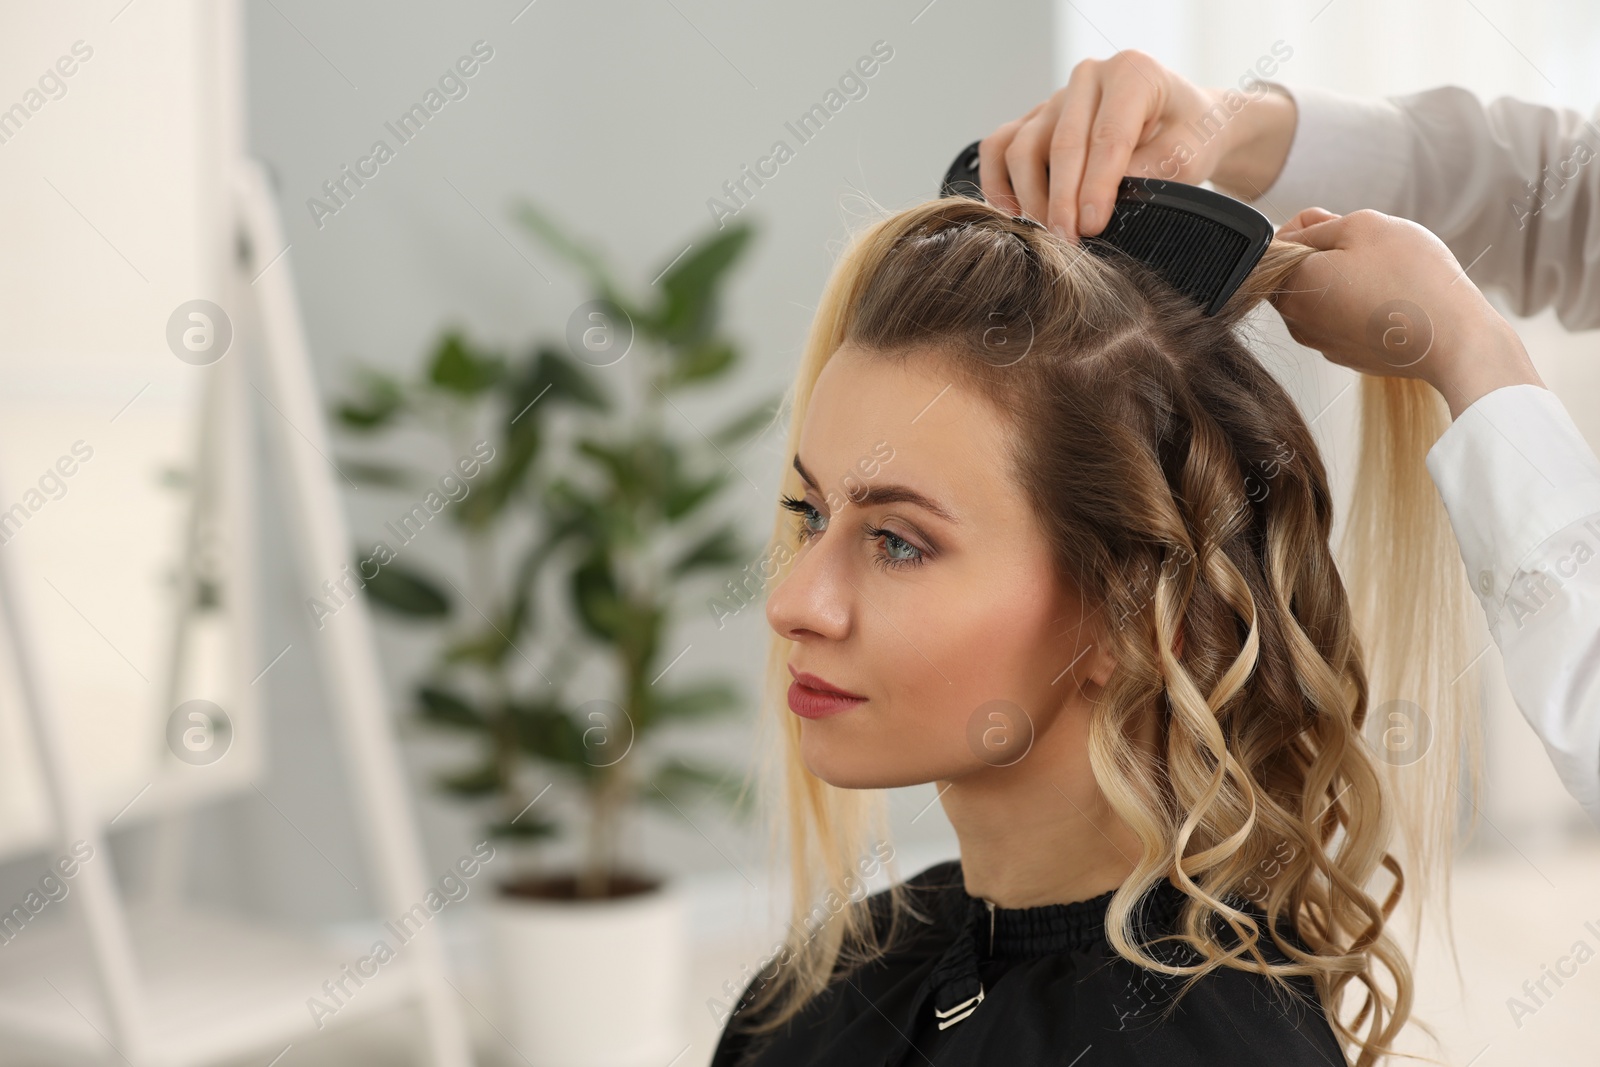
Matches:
[779,494,927,571]
[876,531,928,572]
[873,530,924,570]
[781,494,826,540]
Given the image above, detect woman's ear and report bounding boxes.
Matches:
[1077,612,1117,688]
[1059,584,1117,688]
[1085,641,1117,688]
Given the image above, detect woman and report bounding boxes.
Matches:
[709,195,1473,1066]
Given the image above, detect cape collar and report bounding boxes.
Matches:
[916,860,1189,1027]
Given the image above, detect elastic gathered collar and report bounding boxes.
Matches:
[915,858,1191,958]
[916,858,1193,1028]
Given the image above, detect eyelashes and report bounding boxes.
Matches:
[779,494,926,571]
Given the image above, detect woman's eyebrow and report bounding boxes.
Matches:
[792,454,961,525]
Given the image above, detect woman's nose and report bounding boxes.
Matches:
[765,535,852,642]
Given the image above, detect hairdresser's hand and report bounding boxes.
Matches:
[1272,207,1543,419]
[977,49,1297,243]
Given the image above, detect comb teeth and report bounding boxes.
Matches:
[938,141,1274,316]
[1090,203,1251,313]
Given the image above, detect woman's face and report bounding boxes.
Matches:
[765,342,1113,789]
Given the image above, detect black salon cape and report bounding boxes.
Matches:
[709,859,1348,1067]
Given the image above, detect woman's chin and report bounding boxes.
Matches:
[799,742,883,789]
[800,741,950,790]
[801,753,874,789]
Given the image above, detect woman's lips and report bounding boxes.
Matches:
[787,680,867,719]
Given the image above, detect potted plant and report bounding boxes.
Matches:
[329,203,773,1066]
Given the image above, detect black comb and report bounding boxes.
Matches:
[939,139,1273,316]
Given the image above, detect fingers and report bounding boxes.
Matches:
[978,123,1023,215]
[1005,105,1055,225]
[1073,54,1162,237]
[1038,63,1102,240]
[979,98,1051,214]
[1276,206,1341,244]
[981,50,1178,240]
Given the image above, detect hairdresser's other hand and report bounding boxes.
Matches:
[1272,207,1543,419]
[977,49,1297,243]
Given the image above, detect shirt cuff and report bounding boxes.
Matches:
[1426,384,1600,615]
[1249,82,1412,223]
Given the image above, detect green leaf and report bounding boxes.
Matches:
[457,422,539,528]
[661,341,737,390]
[510,701,599,774]
[362,560,450,617]
[428,330,506,396]
[336,368,405,430]
[670,525,743,576]
[544,483,633,573]
[337,459,416,490]
[644,757,753,815]
[436,761,502,797]
[508,702,568,759]
[709,392,782,448]
[442,626,515,667]
[650,225,753,345]
[452,345,613,530]
[417,684,485,731]
[571,549,625,642]
[661,464,728,522]
[505,514,585,640]
[513,200,630,307]
[652,679,742,722]
[575,437,655,509]
[487,816,561,840]
[518,344,609,413]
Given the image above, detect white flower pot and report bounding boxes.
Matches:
[488,873,687,1067]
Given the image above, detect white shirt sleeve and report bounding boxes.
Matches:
[1426,384,1600,825]
[1255,81,1600,330]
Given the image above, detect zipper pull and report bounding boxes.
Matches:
[986,899,995,954]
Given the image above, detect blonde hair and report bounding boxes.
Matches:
[729,196,1478,1066]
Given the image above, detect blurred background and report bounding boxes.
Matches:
[0,0,1596,1064]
